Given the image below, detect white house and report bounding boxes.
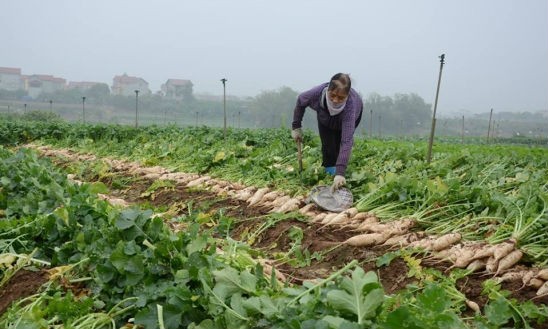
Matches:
[161,79,193,100]
[26,74,66,99]
[0,67,23,91]
[112,74,150,96]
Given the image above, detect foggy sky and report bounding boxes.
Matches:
[2,0,547,115]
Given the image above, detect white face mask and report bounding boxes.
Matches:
[323,87,347,116]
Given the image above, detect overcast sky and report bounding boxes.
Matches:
[2,0,547,115]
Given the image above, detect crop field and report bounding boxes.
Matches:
[1,119,548,328]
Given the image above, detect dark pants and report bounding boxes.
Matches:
[318,111,362,167]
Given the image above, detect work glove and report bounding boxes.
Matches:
[331,175,346,192]
[291,128,303,142]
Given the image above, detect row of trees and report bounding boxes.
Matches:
[364,92,432,135]
[1,86,546,138]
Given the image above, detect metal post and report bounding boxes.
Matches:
[220,78,227,137]
[49,100,53,114]
[134,90,139,128]
[426,54,446,164]
[82,96,86,123]
[487,108,493,143]
[24,103,27,114]
[195,111,198,126]
[238,111,241,129]
[461,115,464,144]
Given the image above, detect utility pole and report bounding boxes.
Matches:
[378,114,382,138]
[220,78,227,137]
[134,90,139,128]
[461,115,465,144]
[82,96,86,123]
[426,53,446,164]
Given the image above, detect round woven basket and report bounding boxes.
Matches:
[306,185,353,212]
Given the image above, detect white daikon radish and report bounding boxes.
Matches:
[535,268,548,280]
[321,213,339,224]
[466,300,480,313]
[298,204,316,215]
[527,278,544,289]
[537,281,548,296]
[485,256,499,273]
[312,213,327,223]
[276,198,301,213]
[187,176,211,187]
[345,232,390,247]
[466,259,487,272]
[493,241,516,261]
[247,187,270,206]
[270,195,291,208]
[429,233,462,251]
[234,187,256,201]
[495,250,523,275]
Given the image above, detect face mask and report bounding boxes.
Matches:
[324,87,347,116]
[329,98,346,108]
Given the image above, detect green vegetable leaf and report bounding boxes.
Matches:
[376,251,399,267]
[382,306,422,329]
[415,284,452,314]
[326,267,384,324]
[243,296,280,318]
[115,210,138,230]
[212,267,257,300]
[484,297,512,326]
[188,319,219,329]
[87,181,108,194]
[322,315,363,329]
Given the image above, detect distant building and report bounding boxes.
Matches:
[161,79,193,100]
[67,81,107,92]
[26,74,66,99]
[0,67,23,91]
[112,73,150,96]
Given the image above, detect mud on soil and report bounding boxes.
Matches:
[0,269,49,315]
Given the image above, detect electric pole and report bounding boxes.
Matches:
[426,54,446,164]
[221,78,227,137]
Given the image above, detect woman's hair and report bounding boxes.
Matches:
[328,73,351,94]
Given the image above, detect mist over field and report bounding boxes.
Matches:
[1,0,547,115]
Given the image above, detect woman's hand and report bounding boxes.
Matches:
[331,175,346,191]
[291,128,303,142]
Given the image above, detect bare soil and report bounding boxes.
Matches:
[0,269,49,315]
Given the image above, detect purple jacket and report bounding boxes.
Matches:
[292,83,363,176]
